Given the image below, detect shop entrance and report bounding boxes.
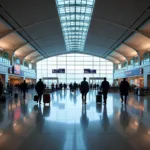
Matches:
[42,77,59,88]
[9,75,23,85]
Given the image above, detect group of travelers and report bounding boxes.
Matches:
[34,77,130,105]
[0,78,35,99]
[80,77,130,104]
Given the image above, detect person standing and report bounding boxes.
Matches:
[80,77,89,104]
[100,77,110,104]
[22,80,27,98]
[120,78,130,104]
[35,79,45,104]
[0,78,3,97]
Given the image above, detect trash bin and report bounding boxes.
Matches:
[134,88,138,95]
[138,88,144,96]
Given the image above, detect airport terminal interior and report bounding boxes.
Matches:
[0,0,150,150]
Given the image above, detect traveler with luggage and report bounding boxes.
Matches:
[100,77,110,104]
[120,78,130,104]
[80,77,89,104]
[35,79,45,104]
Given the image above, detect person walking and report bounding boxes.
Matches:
[35,79,45,104]
[22,80,27,98]
[7,82,13,97]
[80,77,89,104]
[120,78,130,104]
[0,78,3,97]
[100,77,110,104]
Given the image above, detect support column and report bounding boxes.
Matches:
[138,51,146,66]
[126,57,132,70]
[5,73,8,86]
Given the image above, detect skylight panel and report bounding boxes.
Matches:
[56,0,95,51]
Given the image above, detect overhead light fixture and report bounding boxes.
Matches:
[56,0,96,51]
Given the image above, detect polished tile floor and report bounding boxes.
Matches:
[0,90,150,150]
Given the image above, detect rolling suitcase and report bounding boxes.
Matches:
[43,93,50,105]
[34,95,39,102]
[96,94,102,103]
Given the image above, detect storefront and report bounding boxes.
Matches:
[25,78,36,84]
[8,75,24,85]
[114,68,143,87]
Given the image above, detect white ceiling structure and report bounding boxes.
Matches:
[0,0,149,64]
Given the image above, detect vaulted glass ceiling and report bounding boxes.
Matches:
[56,0,95,51]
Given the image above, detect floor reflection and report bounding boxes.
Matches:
[0,90,150,150]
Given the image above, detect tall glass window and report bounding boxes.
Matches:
[37,53,113,85]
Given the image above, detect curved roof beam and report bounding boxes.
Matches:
[106,56,120,64]
[108,55,122,63]
[92,17,150,38]
[110,51,127,62]
[123,43,139,54]
[24,51,39,60]
[107,55,121,63]
[114,51,128,60]
[0,17,59,41]
[31,56,44,63]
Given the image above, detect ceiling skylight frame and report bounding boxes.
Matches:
[56,0,95,51]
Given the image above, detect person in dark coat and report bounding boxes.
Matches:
[100,77,110,104]
[22,80,27,98]
[73,82,77,92]
[80,77,89,104]
[0,78,3,97]
[120,78,130,104]
[35,79,45,104]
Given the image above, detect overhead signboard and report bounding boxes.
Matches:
[84,69,96,74]
[52,69,65,73]
[114,68,143,79]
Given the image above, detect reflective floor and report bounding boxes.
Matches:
[0,90,150,150]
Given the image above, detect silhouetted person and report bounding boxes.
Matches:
[35,79,45,104]
[80,77,89,104]
[7,82,13,96]
[51,83,54,91]
[0,78,3,97]
[73,82,77,92]
[22,80,27,98]
[59,83,63,90]
[64,83,67,90]
[100,78,110,104]
[69,83,73,91]
[120,78,130,104]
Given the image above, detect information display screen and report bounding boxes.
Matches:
[13,64,21,75]
[52,69,65,73]
[84,69,96,74]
